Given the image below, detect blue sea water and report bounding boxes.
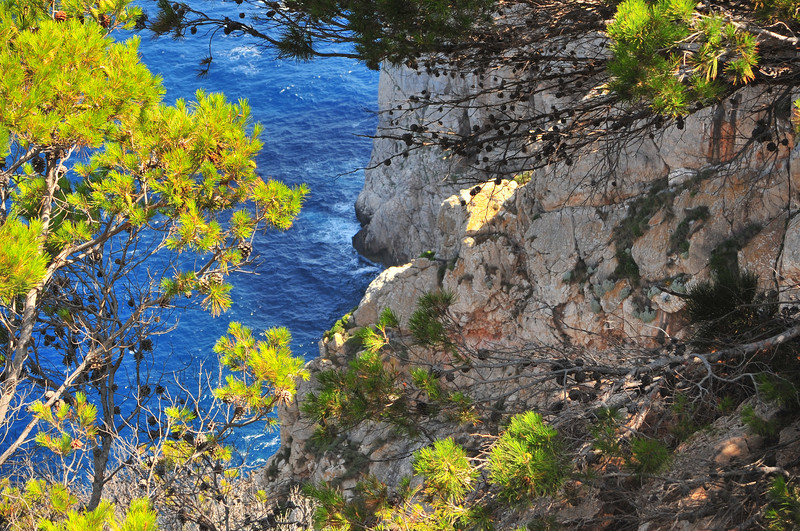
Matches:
[135,23,381,463]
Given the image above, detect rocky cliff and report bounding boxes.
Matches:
[263,40,800,530]
[353,67,799,349]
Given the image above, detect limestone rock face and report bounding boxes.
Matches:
[779,214,800,303]
[352,76,800,351]
[265,36,800,523]
[353,64,467,265]
[352,258,440,328]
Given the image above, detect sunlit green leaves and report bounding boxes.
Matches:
[487,411,565,503]
[0,126,9,158]
[0,4,308,314]
[201,279,232,316]
[0,18,161,148]
[164,405,197,438]
[31,392,98,457]
[302,483,354,531]
[229,210,255,241]
[0,478,78,531]
[0,2,310,528]
[413,438,477,504]
[252,179,309,230]
[608,0,759,115]
[213,322,308,416]
[0,217,48,303]
[38,498,159,531]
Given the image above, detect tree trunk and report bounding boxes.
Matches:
[88,429,114,510]
[0,289,40,427]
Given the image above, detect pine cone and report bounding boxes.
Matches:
[32,157,45,174]
[198,277,210,291]
[237,241,253,261]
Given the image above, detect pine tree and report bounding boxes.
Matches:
[0,0,308,519]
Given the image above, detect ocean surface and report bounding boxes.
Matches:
[135,19,381,464]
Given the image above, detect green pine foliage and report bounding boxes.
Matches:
[0,479,158,531]
[0,479,77,530]
[338,0,495,68]
[409,290,455,349]
[353,307,398,354]
[413,438,478,504]
[487,411,565,503]
[590,407,624,459]
[0,0,309,421]
[684,266,761,348]
[626,437,670,477]
[668,206,710,255]
[0,1,310,525]
[0,217,48,303]
[683,244,800,422]
[411,367,445,401]
[668,392,707,441]
[682,256,800,415]
[302,348,412,436]
[38,498,159,531]
[591,409,673,478]
[793,98,800,134]
[303,483,369,531]
[765,476,800,530]
[608,0,759,116]
[303,411,571,528]
[756,374,800,411]
[213,322,309,417]
[740,404,779,437]
[324,310,355,340]
[302,300,482,446]
[31,392,98,459]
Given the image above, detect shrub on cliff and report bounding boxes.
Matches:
[0,481,158,531]
[487,411,565,503]
[306,411,564,529]
[684,263,800,410]
[414,437,478,504]
[608,0,758,116]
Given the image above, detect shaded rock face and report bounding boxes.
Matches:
[353,64,467,265]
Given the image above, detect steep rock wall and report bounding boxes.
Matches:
[354,63,800,350]
[352,64,469,265]
[264,53,800,527]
